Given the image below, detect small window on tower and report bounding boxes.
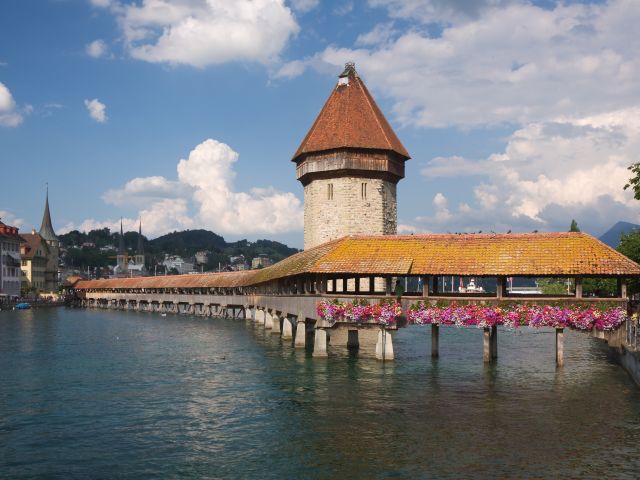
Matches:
[361,182,367,200]
[328,183,334,200]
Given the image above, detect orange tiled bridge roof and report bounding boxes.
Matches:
[74,233,640,290]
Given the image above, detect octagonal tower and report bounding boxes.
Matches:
[293,63,411,250]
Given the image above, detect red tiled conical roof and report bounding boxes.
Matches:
[292,63,410,162]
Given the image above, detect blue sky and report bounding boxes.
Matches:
[1,0,639,248]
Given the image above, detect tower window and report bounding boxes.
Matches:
[328,183,334,200]
[361,182,367,200]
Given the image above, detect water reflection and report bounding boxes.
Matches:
[0,309,639,479]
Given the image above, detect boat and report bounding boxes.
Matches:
[459,278,485,294]
[15,303,32,310]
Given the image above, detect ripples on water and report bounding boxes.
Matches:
[1,308,639,479]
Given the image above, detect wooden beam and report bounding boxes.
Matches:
[618,278,628,299]
[422,275,430,298]
[496,276,507,299]
[575,277,583,299]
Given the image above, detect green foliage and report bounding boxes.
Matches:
[582,277,616,297]
[58,227,300,272]
[569,219,580,232]
[151,229,226,256]
[394,281,404,298]
[538,278,573,295]
[618,229,640,294]
[624,162,640,200]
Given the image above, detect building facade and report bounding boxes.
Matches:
[0,220,23,298]
[251,255,272,269]
[293,63,411,250]
[20,232,50,293]
[19,192,60,294]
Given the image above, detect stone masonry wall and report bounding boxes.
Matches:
[304,176,397,249]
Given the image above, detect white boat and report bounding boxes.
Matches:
[459,278,485,293]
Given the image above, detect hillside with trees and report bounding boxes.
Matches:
[58,228,300,273]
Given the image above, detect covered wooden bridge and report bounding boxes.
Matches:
[73,232,640,363]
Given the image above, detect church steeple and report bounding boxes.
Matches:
[137,218,144,256]
[134,218,145,271]
[118,218,125,255]
[39,185,58,243]
[116,217,128,275]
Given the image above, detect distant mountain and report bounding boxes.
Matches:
[598,221,640,248]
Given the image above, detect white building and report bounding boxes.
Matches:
[0,219,23,298]
[162,255,194,275]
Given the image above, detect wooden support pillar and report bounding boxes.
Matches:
[431,324,439,358]
[433,276,439,296]
[491,325,498,359]
[496,276,507,299]
[556,328,564,367]
[483,327,491,363]
[369,276,375,293]
[575,277,583,299]
[355,277,361,294]
[618,278,628,299]
[385,277,392,297]
[422,276,430,298]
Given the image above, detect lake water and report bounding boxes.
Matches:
[1,308,639,479]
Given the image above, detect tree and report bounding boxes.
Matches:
[624,162,640,200]
[569,219,580,232]
[538,278,573,295]
[618,230,640,294]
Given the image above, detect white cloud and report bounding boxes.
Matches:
[86,39,108,58]
[356,23,397,47]
[84,98,107,123]
[90,0,112,7]
[273,59,306,79]
[369,0,519,24]
[0,209,25,228]
[102,176,190,206]
[67,139,303,237]
[0,82,24,127]
[333,2,354,16]
[413,108,640,234]
[299,0,640,128]
[422,155,491,178]
[289,0,319,13]
[100,0,299,67]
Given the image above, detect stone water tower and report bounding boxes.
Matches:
[293,63,411,250]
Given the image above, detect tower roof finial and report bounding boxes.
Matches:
[339,61,357,79]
